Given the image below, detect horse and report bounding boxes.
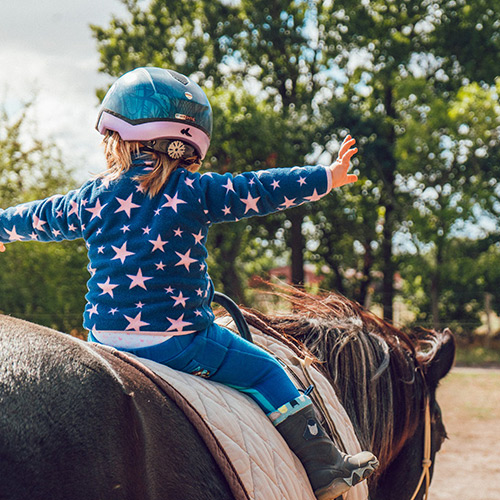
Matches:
[0,288,455,500]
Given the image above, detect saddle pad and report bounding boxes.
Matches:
[131,320,369,500]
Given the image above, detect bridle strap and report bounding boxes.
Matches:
[409,395,432,500]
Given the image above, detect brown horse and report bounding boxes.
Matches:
[0,289,454,500]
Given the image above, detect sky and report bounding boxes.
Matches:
[0,0,129,181]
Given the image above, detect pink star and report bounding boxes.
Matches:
[85,198,107,220]
[165,286,174,294]
[222,178,235,193]
[98,277,119,298]
[155,261,166,271]
[194,310,203,317]
[115,194,140,218]
[5,226,24,241]
[222,206,231,216]
[68,200,79,217]
[111,242,135,264]
[240,193,261,214]
[142,226,151,235]
[68,224,77,231]
[174,227,183,237]
[33,215,47,231]
[271,179,280,190]
[298,177,307,186]
[109,308,118,315]
[192,230,204,245]
[304,189,323,202]
[162,192,187,213]
[126,268,153,290]
[121,225,130,233]
[175,249,197,271]
[196,288,203,297]
[136,301,145,309]
[14,205,28,216]
[280,196,296,209]
[30,232,38,240]
[124,312,150,331]
[166,313,194,333]
[88,304,99,318]
[52,229,61,237]
[149,234,168,252]
[185,177,195,188]
[171,291,188,307]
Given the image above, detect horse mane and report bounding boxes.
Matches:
[239,285,440,476]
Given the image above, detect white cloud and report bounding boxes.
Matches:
[0,0,128,182]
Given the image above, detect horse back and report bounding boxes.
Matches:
[0,315,233,500]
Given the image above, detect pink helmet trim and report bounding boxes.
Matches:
[97,111,211,159]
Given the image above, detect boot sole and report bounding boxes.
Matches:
[314,458,379,500]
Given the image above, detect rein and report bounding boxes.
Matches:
[409,394,432,500]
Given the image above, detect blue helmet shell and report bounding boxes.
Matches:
[96,67,212,158]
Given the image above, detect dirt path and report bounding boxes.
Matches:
[429,367,500,500]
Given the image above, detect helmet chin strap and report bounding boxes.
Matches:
[141,139,197,160]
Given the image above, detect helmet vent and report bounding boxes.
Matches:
[167,69,189,85]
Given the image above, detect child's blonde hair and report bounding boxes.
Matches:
[100,131,202,197]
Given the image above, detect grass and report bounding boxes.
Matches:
[455,345,500,367]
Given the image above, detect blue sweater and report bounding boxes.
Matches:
[0,154,331,335]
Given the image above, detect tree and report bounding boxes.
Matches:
[92,0,355,286]
[0,102,88,333]
[321,0,500,319]
[396,78,500,329]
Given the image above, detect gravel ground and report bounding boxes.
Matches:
[429,367,500,500]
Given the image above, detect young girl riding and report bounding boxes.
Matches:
[0,67,378,499]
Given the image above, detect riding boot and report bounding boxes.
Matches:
[270,395,379,500]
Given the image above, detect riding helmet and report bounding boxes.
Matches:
[96,67,212,159]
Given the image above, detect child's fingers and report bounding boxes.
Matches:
[338,135,356,157]
[340,147,358,164]
[0,243,5,252]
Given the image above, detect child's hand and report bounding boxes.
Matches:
[0,243,5,252]
[329,135,358,188]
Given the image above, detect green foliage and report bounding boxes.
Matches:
[90,0,500,333]
[0,102,88,333]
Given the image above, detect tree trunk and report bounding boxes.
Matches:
[430,272,440,331]
[431,240,444,331]
[381,205,395,321]
[381,83,397,321]
[289,207,305,285]
[358,243,374,307]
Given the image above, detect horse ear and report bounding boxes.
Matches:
[422,328,456,388]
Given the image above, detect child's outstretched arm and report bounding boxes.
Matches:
[197,135,359,224]
[0,186,88,247]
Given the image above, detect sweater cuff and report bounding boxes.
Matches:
[324,166,333,194]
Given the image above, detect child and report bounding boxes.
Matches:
[0,67,378,499]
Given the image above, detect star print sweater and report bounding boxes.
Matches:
[0,154,333,345]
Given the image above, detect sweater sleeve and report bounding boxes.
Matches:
[197,165,332,224]
[0,185,89,244]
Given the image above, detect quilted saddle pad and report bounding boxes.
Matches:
[130,318,369,500]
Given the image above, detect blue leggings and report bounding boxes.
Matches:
[88,322,300,414]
